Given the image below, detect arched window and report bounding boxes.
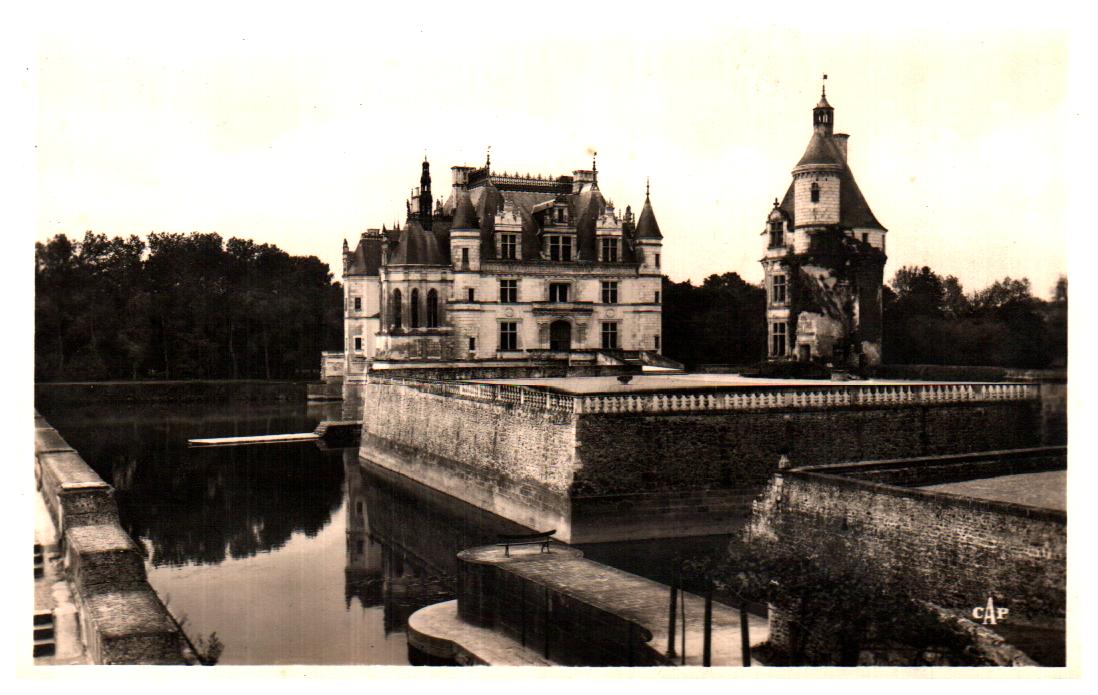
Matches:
[426,289,439,328]
[391,290,402,330]
[810,182,820,204]
[411,289,420,328]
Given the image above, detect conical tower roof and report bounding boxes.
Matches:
[635,183,662,240]
[452,190,479,229]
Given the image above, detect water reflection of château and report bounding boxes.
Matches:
[342,450,526,634]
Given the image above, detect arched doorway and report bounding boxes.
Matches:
[549,320,571,352]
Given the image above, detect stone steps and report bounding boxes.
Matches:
[33,543,44,579]
[33,610,56,659]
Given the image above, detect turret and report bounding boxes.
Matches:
[813,78,834,137]
[419,157,433,230]
[450,190,481,272]
[634,179,663,275]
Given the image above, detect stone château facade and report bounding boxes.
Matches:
[762,85,888,367]
[342,155,664,380]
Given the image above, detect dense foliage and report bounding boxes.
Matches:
[660,267,1066,371]
[35,232,344,381]
[661,273,767,369]
[883,266,1066,369]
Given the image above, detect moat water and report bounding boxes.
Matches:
[37,394,735,665]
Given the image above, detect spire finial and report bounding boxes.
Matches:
[486,145,491,169]
[773,197,780,208]
[646,177,650,198]
[822,73,828,98]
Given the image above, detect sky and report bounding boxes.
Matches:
[31,1,1076,297]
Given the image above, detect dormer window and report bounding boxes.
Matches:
[500,233,518,260]
[600,237,619,262]
[548,235,573,262]
[810,182,820,203]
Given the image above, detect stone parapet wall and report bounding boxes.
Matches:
[34,413,190,665]
[571,400,1042,496]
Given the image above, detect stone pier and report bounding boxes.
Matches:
[407,543,768,666]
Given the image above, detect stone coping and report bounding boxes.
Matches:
[793,445,1067,475]
[457,542,583,566]
[84,589,179,638]
[66,523,140,555]
[787,468,1067,523]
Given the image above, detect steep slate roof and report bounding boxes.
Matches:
[571,188,606,261]
[383,164,645,267]
[635,195,663,240]
[451,190,479,229]
[387,220,448,265]
[796,132,846,168]
[347,236,382,276]
[783,134,886,231]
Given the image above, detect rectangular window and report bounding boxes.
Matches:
[600,237,619,262]
[861,232,870,244]
[655,253,661,268]
[771,322,787,357]
[600,322,619,350]
[353,296,362,312]
[654,290,661,304]
[601,281,618,304]
[467,287,475,302]
[500,234,518,260]
[461,247,470,268]
[549,235,573,262]
[769,222,784,248]
[499,279,517,303]
[354,336,363,352]
[772,274,787,304]
[499,322,518,351]
[654,335,661,351]
[549,283,570,302]
[468,336,476,352]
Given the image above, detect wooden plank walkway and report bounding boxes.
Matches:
[187,432,318,447]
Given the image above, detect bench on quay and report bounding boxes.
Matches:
[496,530,556,557]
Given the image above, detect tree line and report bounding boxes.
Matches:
[35,232,343,381]
[883,266,1066,369]
[659,267,1066,370]
[34,231,1065,381]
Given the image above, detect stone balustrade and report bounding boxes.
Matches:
[367,376,1039,416]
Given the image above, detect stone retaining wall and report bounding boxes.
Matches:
[34,412,190,665]
[360,377,1044,543]
[35,380,307,406]
[748,449,1066,663]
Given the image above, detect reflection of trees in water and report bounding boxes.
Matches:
[44,403,344,567]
